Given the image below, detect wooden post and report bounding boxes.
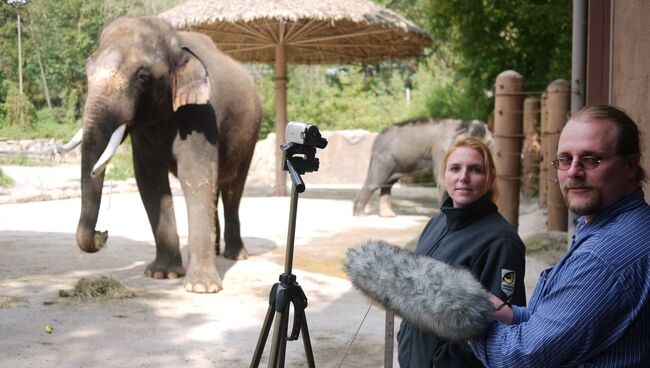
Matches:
[538,92,548,209]
[522,96,541,196]
[545,79,570,231]
[28,17,52,110]
[16,8,25,126]
[274,41,288,196]
[385,311,394,368]
[493,71,525,230]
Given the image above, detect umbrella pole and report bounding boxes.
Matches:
[274,43,288,196]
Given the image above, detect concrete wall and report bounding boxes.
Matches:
[611,0,650,195]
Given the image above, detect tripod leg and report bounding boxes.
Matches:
[268,311,289,368]
[251,305,276,368]
[299,310,316,368]
[278,321,288,368]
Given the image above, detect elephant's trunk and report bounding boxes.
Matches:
[75,100,128,253]
[76,134,109,253]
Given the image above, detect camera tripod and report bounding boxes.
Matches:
[250,143,321,368]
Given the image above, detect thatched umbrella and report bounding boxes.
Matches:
[160,0,432,195]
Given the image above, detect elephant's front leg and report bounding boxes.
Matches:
[354,156,395,216]
[133,147,185,280]
[353,182,374,216]
[178,160,222,293]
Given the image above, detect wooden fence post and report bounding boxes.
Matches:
[545,79,570,231]
[494,70,525,230]
[522,96,541,196]
[539,92,548,209]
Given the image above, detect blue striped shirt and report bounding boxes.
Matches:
[471,189,650,367]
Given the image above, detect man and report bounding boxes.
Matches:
[470,105,650,366]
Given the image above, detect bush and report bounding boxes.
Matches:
[0,168,14,187]
[409,54,491,121]
[251,64,417,139]
[1,80,36,130]
[104,138,134,181]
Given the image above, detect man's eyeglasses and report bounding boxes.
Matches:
[551,155,615,171]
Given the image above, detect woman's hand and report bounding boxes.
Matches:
[490,294,514,325]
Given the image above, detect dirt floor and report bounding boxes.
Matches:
[0,164,562,367]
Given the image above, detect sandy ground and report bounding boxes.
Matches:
[0,164,559,367]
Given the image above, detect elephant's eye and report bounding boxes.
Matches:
[136,69,151,84]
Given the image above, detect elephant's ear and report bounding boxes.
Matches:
[172,48,211,112]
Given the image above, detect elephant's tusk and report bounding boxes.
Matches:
[61,128,84,152]
[91,124,126,178]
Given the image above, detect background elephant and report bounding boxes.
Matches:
[353,117,492,217]
[64,17,262,293]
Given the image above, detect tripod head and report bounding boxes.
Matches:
[282,122,328,193]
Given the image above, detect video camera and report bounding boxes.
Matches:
[282,122,328,186]
[284,122,328,149]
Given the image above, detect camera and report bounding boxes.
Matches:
[285,122,328,149]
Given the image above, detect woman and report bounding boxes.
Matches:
[397,137,526,367]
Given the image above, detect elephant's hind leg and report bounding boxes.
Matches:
[220,177,248,260]
[379,184,397,217]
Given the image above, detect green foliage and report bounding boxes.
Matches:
[104,150,134,181]
[1,80,35,129]
[104,138,134,181]
[424,0,571,117]
[0,154,47,167]
[378,0,571,120]
[0,168,14,187]
[0,0,571,144]
[252,64,417,138]
[407,48,485,120]
[0,0,182,139]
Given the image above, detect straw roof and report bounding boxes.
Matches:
[159,0,432,64]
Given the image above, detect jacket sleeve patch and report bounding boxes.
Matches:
[501,269,516,297]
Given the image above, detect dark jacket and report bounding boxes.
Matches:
[397,193,526,368]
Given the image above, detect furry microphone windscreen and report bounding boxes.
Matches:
[344,241,494,341]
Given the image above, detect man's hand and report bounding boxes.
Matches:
[490,294,514,325]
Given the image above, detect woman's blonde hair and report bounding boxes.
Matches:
[438,137,499,202]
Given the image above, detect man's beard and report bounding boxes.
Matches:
[562,181,603,216]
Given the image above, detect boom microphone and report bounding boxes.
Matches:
[344,241,494,341]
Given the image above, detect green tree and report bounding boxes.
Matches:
[251,64,414,138]
[0,0,571,139]
[0,0,183,136]
[378,0,572,120]
[429,0,571,118]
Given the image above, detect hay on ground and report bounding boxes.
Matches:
[0,294,27,309]
[59,276,136,299]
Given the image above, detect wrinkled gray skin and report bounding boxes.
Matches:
[353,118,492,217]
[75,17,261,293]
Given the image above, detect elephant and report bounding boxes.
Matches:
[352,117,492,217]
[62,17,262,293]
